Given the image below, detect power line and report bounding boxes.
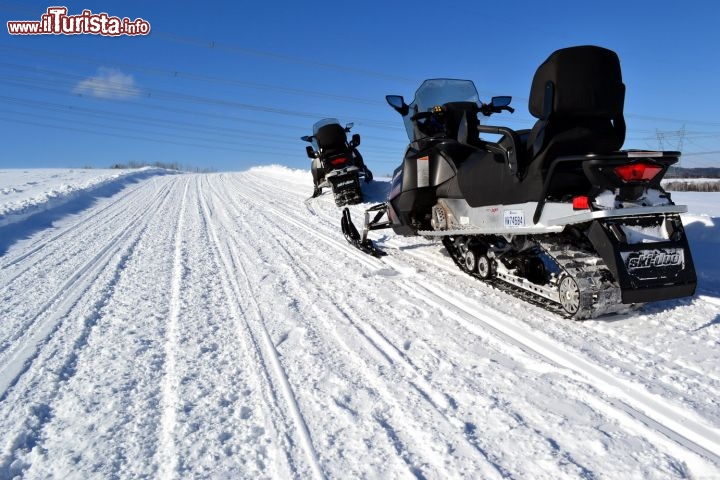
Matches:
[1,95,308,142]
[0,39,716,163]
[0,65,402,129]
[0,115,300,158]
[1,108,295,151]
[153,31,419,85]
[0,45,387,107]
[628,113,720,128]
[1,14,717,129]
[6,54,712,135]
[0,98,404,159]
[0,90,404,147]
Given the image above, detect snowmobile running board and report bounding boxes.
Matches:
[341,206,388,257]
[340,205,630,319]
[414,204,689,237]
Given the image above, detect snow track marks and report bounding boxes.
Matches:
[1,170,718,479]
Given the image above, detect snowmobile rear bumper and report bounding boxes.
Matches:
[326,167,363,206]
[587,217,697,304]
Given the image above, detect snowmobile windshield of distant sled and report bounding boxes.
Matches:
[301,118,373,206]
[341,46,696,319]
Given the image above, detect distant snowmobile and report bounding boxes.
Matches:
[342,45,696,319]
[302,118,373,206]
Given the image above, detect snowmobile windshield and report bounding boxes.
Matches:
[312,118,341,135]
[402,79,480,142]
[311,118,346,151]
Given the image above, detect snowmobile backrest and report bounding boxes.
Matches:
[315,123,349,152]
[527,45,626,163]
[529,45,624,119]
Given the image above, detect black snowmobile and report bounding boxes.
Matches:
[302,118,373,206]
[342,45,696,319]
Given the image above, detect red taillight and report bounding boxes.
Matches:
[330,157,347,166]
[572,196,589,210]
[613,163,663,182]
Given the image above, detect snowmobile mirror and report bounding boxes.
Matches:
[351,133,361,147]
[491,96,512,108]
[305,146,317,159]
[386,95,409,116]
[301,135,313,142]
[345,122,354,132]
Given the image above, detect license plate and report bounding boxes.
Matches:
[504,210,524,228]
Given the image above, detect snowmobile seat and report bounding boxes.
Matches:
[526,45,626,175]
[443,102,482,147]
[499,128,530,177]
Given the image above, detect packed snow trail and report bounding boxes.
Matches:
[1,168,719,479]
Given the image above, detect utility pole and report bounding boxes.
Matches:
[656,125,686,166]
[656,125,686,151]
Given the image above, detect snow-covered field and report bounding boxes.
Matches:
[0,168,170,227]
[0,166,719,479]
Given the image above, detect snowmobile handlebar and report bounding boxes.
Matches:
[476,125,516,136]
[410,111,430,121]
[479,103,514,116]
[412,101,513,122]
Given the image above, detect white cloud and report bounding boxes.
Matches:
[73,67,140,99]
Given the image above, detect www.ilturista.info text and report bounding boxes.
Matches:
[7,7,150,36]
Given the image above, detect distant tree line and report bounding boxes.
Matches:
[110,160,181,170]
[109,161,215,173]
[665,166,720,178]
[663,181,720,192]
[660,166,720,191]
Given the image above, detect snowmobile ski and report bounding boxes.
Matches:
[341,207,387,257]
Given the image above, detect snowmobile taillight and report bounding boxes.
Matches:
[572,196,590,210]
[330,157,348,166]
[613,163,663,183]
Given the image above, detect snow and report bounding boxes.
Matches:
[594,188,672,210]
[0,167,173,227]
[0,166,719,479]
[620,224,668,243]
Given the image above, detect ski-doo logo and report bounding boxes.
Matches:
[625,249,682,271]
[336,180,355,187]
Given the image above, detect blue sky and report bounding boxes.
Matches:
[1,1,719,172]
